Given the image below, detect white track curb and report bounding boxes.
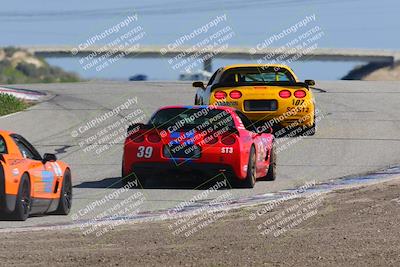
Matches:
[0,86,46,101]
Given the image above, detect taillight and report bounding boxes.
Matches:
[229,90,242,99]
[221,133,236,145]
[130,132,144,143]
[279,90,291,98]
[294,90,306,98]
[214,91,227,100]
[204,134,218,145]
[163,146,172,158]
[147,133,161,143]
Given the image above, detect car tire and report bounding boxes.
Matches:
[121,163,130,186]
[306,124,316,136]
[121,164,145,188]
[12,173,31,221]
[302,114,316,136]
[136,176,146,188]
[54,169,72,215]
[265,143,276,181]
[236,146,256,188]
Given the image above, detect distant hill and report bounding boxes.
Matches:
[342,62,400,81]
[0,47,80,84]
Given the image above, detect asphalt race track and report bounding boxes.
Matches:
[0,81,399,229]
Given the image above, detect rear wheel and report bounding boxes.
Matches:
[54,169,72,215]
[121,163,130,186]
[265,143,276,181]
[12,174,31,221]
[236,146,256,188]
[194,95,203,105]
[301,113,316,136]
[305,124,316,136]
[121,164,145,188]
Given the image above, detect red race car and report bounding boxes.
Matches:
[0,130,72,221]
[122,105,276,188]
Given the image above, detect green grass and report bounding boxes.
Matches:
[0,93,28,116]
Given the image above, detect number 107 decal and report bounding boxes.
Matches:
[292,99,305,105]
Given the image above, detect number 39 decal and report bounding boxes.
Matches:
[137,146,153,158]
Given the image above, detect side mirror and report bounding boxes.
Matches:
[305,80,315,86]
[43,153,57,163]
[192,81,205,90]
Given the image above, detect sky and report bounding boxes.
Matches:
[0,0,398,80]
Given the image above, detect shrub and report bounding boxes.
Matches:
[0,47,81,84]
[0,93,28,116]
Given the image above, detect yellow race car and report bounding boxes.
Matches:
[193,64,316,136]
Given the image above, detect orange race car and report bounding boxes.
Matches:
[0,130,72,221]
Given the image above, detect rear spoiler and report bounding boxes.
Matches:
[211,81,310,91]
[127,123,151,134]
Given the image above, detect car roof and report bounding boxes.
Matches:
[222,64,292,71]
[0,130,13,136]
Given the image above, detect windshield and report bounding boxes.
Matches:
[220,67,295,85]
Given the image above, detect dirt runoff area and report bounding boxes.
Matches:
[1,179,400,267]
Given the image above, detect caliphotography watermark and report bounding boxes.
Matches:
[250,13,325,65]
[71,97,147,156]
[153,103,238,167]
[257,191,324,238]
[160,176,235,238]
[247,180,324,238]
[273,108,325,155]
[161,14,235,73]
[71,13,147,72]
[71,180,146,237]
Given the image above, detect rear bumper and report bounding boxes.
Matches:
[250,112,315,131]
[124,142,247,180]
[212,98,315,127]
[132,162,236,179]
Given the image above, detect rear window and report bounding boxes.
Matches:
[149,108,235,129]
[220,67,295,85]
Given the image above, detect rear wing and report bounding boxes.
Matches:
[211,81,310,91]
[127,123,150,134]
